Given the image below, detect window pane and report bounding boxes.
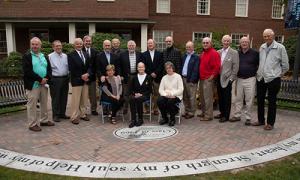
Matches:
[157,0,170,13]
[153,30,172,51]
[197,0,209,15]
[0,30,7,53]
[272,0,283,18]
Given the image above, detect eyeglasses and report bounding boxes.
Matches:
[202,42,209,44]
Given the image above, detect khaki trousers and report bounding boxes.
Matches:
[231,77,256,120]
[200,79,214,119]
[70,84,89,120]
[26,86,50,127]
[182,78,198,115]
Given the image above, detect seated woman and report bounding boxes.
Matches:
[101,64,124,124]
[129,62,152,128]
[157,61,184,126]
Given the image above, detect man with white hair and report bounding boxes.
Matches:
[68,38,93,124]
[216,35,239,123]
[253,29,289,130]
[23,37,54,131]
[231,36,259,125]
[119,40,143,114]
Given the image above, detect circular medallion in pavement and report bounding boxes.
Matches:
[113,126,178,141]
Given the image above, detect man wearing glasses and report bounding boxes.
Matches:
[198,37,221,121]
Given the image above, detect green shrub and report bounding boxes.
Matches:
[92,33,127,51]
[283,36,297,70]
[41,41,74,56]
[1,52,23,77]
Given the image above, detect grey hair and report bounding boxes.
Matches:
[164,61,175,71]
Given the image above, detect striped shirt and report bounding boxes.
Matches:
[129,52,136,74]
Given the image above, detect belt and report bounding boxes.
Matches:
[52,75,68,78]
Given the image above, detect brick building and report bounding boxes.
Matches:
[0,0,296,58]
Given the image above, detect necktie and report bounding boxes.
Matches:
[79,51,85,64]
[86,48,90,57]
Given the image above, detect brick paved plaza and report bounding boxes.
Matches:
[0,100,299,164]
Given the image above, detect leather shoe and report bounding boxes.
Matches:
[136,120,144,127]
[153,110,159,115]
[197,113,205,118]
[91,111,99,116]
[80,116,90,121]
[129,121,136,128]
[264,124,273,130]
[219,117,228,123]
[59,115,70,119]
[29,125,41,132]
[53,116,60,122]
[229,117,241,122]
[251,121,264,126]
[159,119,168,125]
[168,121,175,126]
[40,121,55,126]
[214,114,223,119]
[185,114,194,119]
[200,117,213,121]
[71,119,80,125]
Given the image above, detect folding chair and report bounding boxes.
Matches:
[100,101,125,124]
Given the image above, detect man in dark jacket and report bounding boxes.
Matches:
[180,41,199,119]
[162,36,182,73]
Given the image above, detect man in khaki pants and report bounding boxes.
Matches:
[68,38,92,124]
[23,37,54,132]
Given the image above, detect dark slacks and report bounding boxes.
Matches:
[217,76,232,121]
[49,76,69,118]
[157,96,180,121]
[129,95,149,121]
[103,97,124,117]
[257,77,281,126]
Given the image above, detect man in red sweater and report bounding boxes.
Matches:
[198,37,221,121]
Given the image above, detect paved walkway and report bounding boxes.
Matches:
[0,100,299,164]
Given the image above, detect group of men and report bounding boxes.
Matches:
[23,28,289,132]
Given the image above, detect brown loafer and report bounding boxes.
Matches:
[185,114,194,119]
[197,113,205,118]
[71,118,80,125]
[40,121,55,126]
[80,116,90,121]
[214,114,223,119]
[264,124,273,130]
[29,125,41,132]
[251,122,264,126]
[200,117,213,121]
[229,117,241,122]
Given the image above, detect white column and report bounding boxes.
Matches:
[141,24,148,52]
[5,23,16,54]
[88,23,96,36]
[68,23,76,43]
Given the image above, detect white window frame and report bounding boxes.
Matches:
[272,0,284,19]
[192,32,212,41]
[275,35,284,43]
[231,33,249,45]
[156,0,171,14]
[235,0,248,17]
[197,0,210,15]
[0,29,7,54]
[97,0,115,2]
[153,30,173,51]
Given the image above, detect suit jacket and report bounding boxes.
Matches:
[142,50,164,83]
[95,51,120,79]
[119,50,143,84]
[180,53,199,83]
[129,74,152,98]
[22,52,52,90]
[68,50,92,86]
[217,47,239,88]
[82,47,98,82]
[162,46,182,73]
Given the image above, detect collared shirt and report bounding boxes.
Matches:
[238,48,259,78]
[76,50,85,64]
[257,40,289,83]
[129,51,136,73]
[138,73,146,85]
[49,51,68,77]
[149,50,155,62]
[182,51,193,77]
[105,51,111,64]
[31,51,47,89]
[221,47,229,65]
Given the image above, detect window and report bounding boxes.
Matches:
[275,35,284,43]
[235,0,248,17]
[0,30,7,54]
[272,0,284,19]
[231,33,248,45]
[97,0,115,2]
[193,32,212,41]
[153,30,172,51]
[29,29,49,42]
[156,0,170,13]
[197,0,210,15]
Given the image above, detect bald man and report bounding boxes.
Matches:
[231,36,259,125]
[68,38,93,124]
[180,41,199,119]
[216,35,239,123]
[254,29,289,130]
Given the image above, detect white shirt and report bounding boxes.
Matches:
[137,74,146,85]
[48,52,68,76]
[149,50,155,62]
[221,47,229,65]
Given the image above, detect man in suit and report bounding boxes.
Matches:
[142,39,163,115]
[216,35,239,123]
[129,62,152,128]
[68,38,93,124]
[23,37,54,132]
[180,41,199,119]
[111,38,124,57]
[162,36,182,73]
[119,40,143,114]
[83,35,98,116]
